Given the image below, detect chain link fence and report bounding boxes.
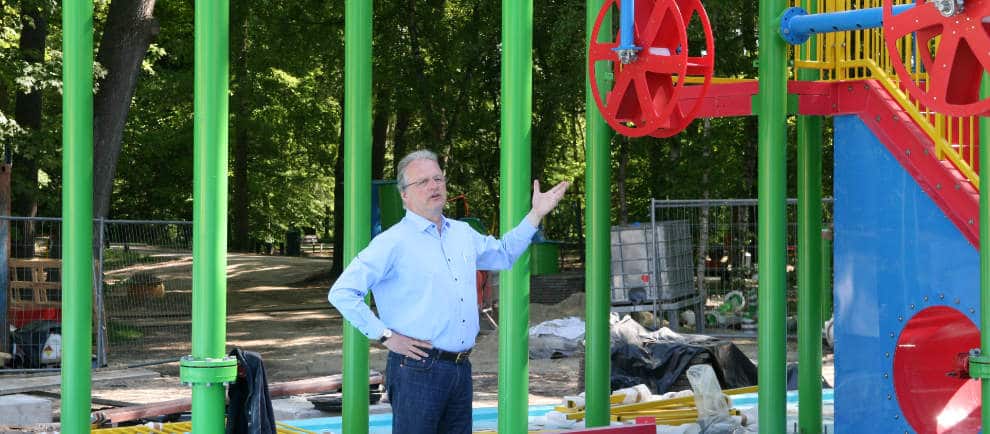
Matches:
[0,199,833,370]
[647,198,834,336]
[0,217,195,370]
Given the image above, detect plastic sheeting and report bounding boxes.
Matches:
[609,314,758,394]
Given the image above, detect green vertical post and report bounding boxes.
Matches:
[61,0,94,430]
[758,0,788,431]
[184,0,237,431]
[498,0,533,431]
[821,228,832,324]
[585,0,612,427]
[342,0,372,433]
[796,43,823,434]
[979,75,990,434]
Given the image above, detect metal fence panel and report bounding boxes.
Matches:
[100,220,193,368]
[650,198,834,335]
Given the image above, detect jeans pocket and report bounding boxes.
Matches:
[400,355,435,372]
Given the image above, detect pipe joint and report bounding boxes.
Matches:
[179,355,238,386]
[779,7,811,45]
[967,349,990,379]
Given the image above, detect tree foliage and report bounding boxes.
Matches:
[0,0,831,251]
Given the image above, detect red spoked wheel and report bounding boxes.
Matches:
[589,0,689,137]
[883,0,990,116]
[651,0,715,138]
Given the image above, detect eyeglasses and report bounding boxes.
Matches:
[403,175,446,190]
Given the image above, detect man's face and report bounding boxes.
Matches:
[400,159,447,220]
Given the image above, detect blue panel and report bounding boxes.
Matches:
[833,115,980,432]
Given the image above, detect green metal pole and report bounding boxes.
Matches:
[758,0,788,431]
[185,0,236,431]
[342,0,372,432]
[498,0,533,431]
[979,75,990,434]
[821,228,832,324]
[61,0,94,430]
[796,48,823,434]
[584,0,612,427]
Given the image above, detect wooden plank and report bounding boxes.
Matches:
[0,368,159,395]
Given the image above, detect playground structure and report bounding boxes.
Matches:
[48,0,990,433]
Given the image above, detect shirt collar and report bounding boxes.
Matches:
[403,210,450,233]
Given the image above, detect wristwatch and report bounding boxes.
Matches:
[379,328,393,344]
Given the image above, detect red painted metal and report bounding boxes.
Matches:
[882,0,990,116]
[840,80,981,248]
[893,306,982,434]
[650,0,715,138]
[680,80,979,246]
[588,0,688,137]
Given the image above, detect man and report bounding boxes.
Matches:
[328,149,569,434]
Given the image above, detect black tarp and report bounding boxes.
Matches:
[609,316,758,394]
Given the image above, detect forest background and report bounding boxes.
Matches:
[0,0,832,273]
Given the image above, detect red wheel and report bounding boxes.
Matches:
[883,0,990,116]
[893,306,982,433]
[651,0,715,138]
[589,0,689,137]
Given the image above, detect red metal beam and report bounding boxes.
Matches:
[683,79,979,247]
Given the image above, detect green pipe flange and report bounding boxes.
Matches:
[969,350,990,379]
[179,356,237,386]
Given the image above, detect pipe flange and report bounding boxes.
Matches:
[779,7,810,45]
[179,355,238,386]
[968,349,990,379]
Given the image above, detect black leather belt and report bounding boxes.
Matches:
[428,348,471,363]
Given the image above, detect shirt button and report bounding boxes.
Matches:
[462,319,465,323]
[454,277,459,282]
[460,298,464,302]
[447,257,452,262]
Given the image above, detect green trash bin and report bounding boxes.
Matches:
[377,180,404,231]
[530,241,560,275]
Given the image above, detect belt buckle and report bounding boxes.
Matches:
[455,352,467,363]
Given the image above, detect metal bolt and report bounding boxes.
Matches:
[897,315,903,322]
[876,115,882,122]
[969,219,975,225]
[955,298,961,304]
[971,308,976,314]
[940,293,945,299]
[887,393,892,400]
[924,296,929,302]
[885,352,891,358]
[906,149,912,156]
[848,85,853,92]
[884,372,889,378]
[890,332,895,338]
[936,183,942,190]
[955,183,962,190]
[910,303,915,310]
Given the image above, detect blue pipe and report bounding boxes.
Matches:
[615,0,640,55]
[780,3,913,45]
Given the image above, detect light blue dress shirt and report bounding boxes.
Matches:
[328,210,538,352]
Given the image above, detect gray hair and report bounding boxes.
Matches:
[396,149,439,191]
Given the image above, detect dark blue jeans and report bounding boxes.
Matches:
[386,351,472,434]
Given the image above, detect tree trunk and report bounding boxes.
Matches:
[230,0,251,251]
[331,99,345,275]
[93,0,159,220]
[371,105,388,180]
[391,107,410,177]
[616,136,629,225]
[12,7,46,257]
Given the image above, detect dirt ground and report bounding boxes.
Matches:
[31,253,831,419]
[83,253,588,410]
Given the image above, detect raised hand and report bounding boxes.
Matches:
[530,180,571,223]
